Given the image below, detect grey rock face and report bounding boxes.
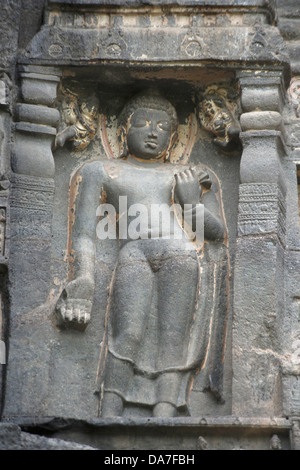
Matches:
[1,0,300,450]
[0,423,96,450]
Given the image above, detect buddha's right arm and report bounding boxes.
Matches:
[71,161,103,280]
[55,161,104,329]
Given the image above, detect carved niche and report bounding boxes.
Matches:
[54,83,231,419]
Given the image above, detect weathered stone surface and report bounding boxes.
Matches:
[276,0,300,74]
[240,111,283,131]
[2,0,300,451]
[4,416,292,450]
[0,423,96,450]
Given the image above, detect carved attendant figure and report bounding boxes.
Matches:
[56,90,227,417]
[198,87,240,149]
[55,88,99,151]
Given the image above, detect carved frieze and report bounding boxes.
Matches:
[23,2,286,67]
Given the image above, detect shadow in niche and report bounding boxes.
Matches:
[0,265,9,419]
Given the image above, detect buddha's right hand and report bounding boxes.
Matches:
[55,276,94,330]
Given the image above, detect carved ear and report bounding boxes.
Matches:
[164,128,178,161]
[118,126,128,159]
[169,129,178,155]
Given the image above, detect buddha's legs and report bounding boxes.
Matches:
[101,249,154,417]
[153,254,199,417]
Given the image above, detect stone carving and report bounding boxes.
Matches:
[197,436,209,450]
[288,77,300,118]
[55,89,228,418]
[270,434,282,450]
[56,84,99,151]
[198,86,240,150]
[9,174,55,214]
[249,30,267,56]
[238,183,286,242]
[181,34,203,58]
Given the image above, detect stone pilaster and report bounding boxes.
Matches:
[291,418,300,450]
[9,65,61,315]
[3,66,61,418]
[232,71,288,416]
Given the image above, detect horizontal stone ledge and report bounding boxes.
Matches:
[8,415,292,431]
[19,72,61,83]
[16,104,60,128]
[239,129,288,153]
[23,25,289,65]
[47,0,276,21]
[240,111,283,131]
[6,415,293,449]
[18,64,63,76]
[15,121,57,136]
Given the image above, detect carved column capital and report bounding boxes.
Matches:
[12,65,61,178]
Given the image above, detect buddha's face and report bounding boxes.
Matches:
[126,107,172,160]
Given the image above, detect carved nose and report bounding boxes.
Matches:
[148,123,158,137]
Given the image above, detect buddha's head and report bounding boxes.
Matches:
[118,89,178,161]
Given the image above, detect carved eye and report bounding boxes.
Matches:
[157,121,170,131]
[132,120,147,128]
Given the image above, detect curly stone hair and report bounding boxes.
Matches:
[118,89,178,129]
